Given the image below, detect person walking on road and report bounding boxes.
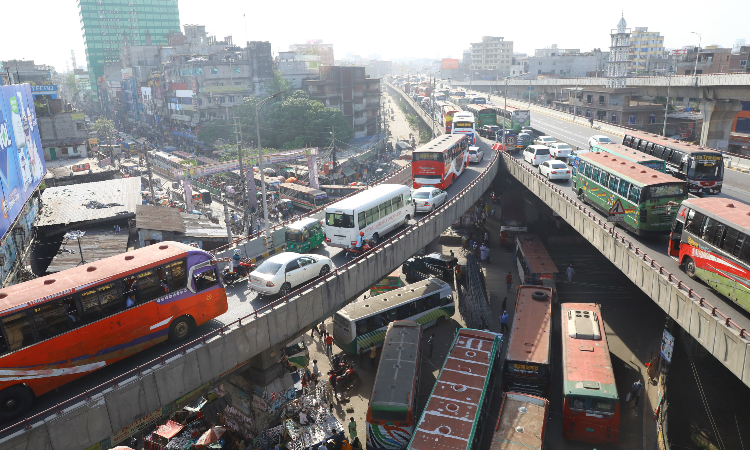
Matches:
[428,334,435,358]
[325,332,334,356]
[500,311,509,334]
[256,218,261,235]
[589,117,594,128]
[319,322,326,340]
[370,345,378,368]
[566,264,575,283]
[348,417,358,440]
[630,380,644,407]
[506,272,513,292]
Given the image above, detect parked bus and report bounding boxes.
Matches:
[515,234,558,287]
[279,183,328,211]
[412,134,470,190]
[500,194,528,246]
[440,103,463,134]
[490,392,549,450]
[591,143,666,173]
[470,96,487,104]
[0,242,228,420]
[561,303,619,444]
[324,184,414,248]
[622,131,724,195]
[254,173,282,192]
[493,105,531,133]
[333,278,453,354]
[366,321,422,450]
[573,152,687,235]
[669,198,750,312]
[285,217,325,253]
[503,285,553,397]
[464,104,497,128]
[450,112,476,145]
[320,184,365,201]
[408,329,502,450]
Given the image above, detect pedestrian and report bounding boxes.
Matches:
[359,346,365,368]
[348,417,358,440]
[630,380,644,407]
[370,344,377,368]
[566,264,575,283]
[325,332,334,356]
[256,218,261,234]
[506,271,513,293]
[500,311,509,334]
[501,297,507,311]
[319,322,326,339]
[589,117,594,128]
[428,333,435,358]
[311,323,318,338]
[312,359,321,378]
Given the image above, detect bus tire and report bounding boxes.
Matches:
[684,257,697,279]
[168,316,194,343]
[577,189,587,205]
[0,385,33,421]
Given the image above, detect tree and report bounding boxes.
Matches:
[91,118,116,139]
[197,119,231,145]
[264,70,292,97]
[65,73,79,100]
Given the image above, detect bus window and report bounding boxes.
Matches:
[733,233,746,257]
[1,312,34,352]
[409,298,425,316]
[366,207,378,225]
[425,293,439,309]
[33,299,74,340]
[380,200,392,217]
[600,171,610,188]
[327,213,354,228]
[591,167,601,184]
[81,283,121,322]
[194,268,219,292]
[397,304,410,320]
[740,240,750,264]
[441,294,453,306]
[356,319,370,334]
[367,314,384,331]
[608,175,619,192]
[358,212,366,229]
[136,269,165,303]
[722,228,741,253]
[618,180,631,198]
[164,260,187,292]
[383,309,397,324]
[628,186,641,204]
[405,193,412,204]
[394,195,404,209]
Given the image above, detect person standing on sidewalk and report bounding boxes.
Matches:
[500,311,509,334]
[348,417,358,440]
[319,322,326,340]
[506,272,513,293]
[325,332,334,357]
[370,345,378,368]
[566,264,575,283]
[427,334,435,358]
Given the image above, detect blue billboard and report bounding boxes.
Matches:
[0,84,46,238]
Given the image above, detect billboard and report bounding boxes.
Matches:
[442,59,460,70]
[0,84,46,238]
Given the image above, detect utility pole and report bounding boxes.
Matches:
[145,152,156,205]
[234,118,250,236]
[224,201,233,242]
[331,126,337,173]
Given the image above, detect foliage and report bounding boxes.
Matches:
[264,70,292,97]
[197,119,231,145]
[65,73,78,97]
[91,118,116,138]
[178,159,197,166]
[419,129,432,143]
[406,115,419,130]
[33,101,49,115]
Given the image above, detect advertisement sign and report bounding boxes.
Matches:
[442,59,459,70]
[263,149,308,164]
[199,85,251,94]
[0,84,46,239]
[30,85,59,99]
[72,163,90,172]
[660,329,674,363]
[89,138,98,145]
[71,113,85,121]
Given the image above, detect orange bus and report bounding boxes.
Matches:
[0,241,228,420]
[561,303,619,444]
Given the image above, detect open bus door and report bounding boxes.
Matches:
[668,203,686,258]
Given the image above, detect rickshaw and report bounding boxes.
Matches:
[285,217,325,253]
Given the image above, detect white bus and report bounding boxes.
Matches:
[451,111,476,145]
[333,278,454,354]
[324,184,415,248]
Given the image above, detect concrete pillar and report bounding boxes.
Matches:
[700,100,742,150]
[247,345,283,384]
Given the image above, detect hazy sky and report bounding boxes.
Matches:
[1,0,747,73]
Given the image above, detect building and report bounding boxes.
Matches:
[629,27,666,73]
[37,105,89,161]
[277,51,322,89]
[470,37,513,75]
[607,15,631,88]
[676,46,750,75]
[289,40,334,67]
[552,87,663,132]
[0,60,54,85]
[527,46,609,78]
[136,204,228,250]
[77,0,181,101]
[303,66,381,138]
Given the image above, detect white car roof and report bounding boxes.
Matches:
[413,186,438,193]
[551,143,572,148]
[266,252,305,264]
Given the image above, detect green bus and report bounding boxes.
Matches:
[285,217,325,253]
[590,143,666,173]
[464,104,497,128]
[573,152,687,235]
[493,105,531,133]
[332,278,454,354]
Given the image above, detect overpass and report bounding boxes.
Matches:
[0,147,498,450]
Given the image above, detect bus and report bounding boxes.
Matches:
[500,194,528,246]
[493,105,531,133]
[470,96,487,104]
[561,303,619,444]
[622,131,724,195]
[366,321,422,450]
[324,184,414,248]
[408,329,501,450]
[668,198,750,312]
[590,143,666,173]
[464,104,497,128]
[433,100,451,128]
[490,392,548,450]
[515,234,558,287]
[320,184,365,201]
[451,112,476,145]
[573,152,687,235]
[332,278,453,354]
[279,183,328,211]
[412,134,470,190]
[503,285,553,397]
[440,103,463,134]
[254,173,282,192]
[0,242,228,420]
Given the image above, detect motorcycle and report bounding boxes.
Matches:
[221,259,256,286]
[345,240,374,259]
[328,364,360,395]
[490,191,500,204]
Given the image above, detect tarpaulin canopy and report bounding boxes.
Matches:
[155,420,183,440]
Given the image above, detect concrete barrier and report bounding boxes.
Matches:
[502,152,750,388]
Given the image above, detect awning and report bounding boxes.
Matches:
[341,167,356,177]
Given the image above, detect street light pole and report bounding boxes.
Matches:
[662,67,673,136]
[691,31,702,77]
[255,91,285,248]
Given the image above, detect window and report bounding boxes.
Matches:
[733,233,746,257]
[285,259,300,272]
[33,299,76,340]
[591,167,601,184]
[380,200,392,217]
[1,312,34,352]
[628,115,636,125]
[358,212,366,229]
[80,283,121,322]
[193,268,219,292]
[366,314,384,331]
[699,216,717,241]
[164,259,187,292]
[366,207,378,226]
[409,298,426,316]
[649,113,656,124]
[136,269,166,302]
[608,175,620,192]
[618,180,631,198]
[722,228,741,253]
[356,318,370,334]
[628,185,642,203]
[393,194,404,210]
[600,171,610,187]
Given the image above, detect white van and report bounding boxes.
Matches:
[523,145,552,166]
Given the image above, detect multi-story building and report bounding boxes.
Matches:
[629,27,666,73]
[277,51,322,88]
[676,46,750,75]
[77,0,181,100]
[37,100,89,161]
[607,16,631,88]
[552,87,663,132]
[0,60,54,85]
[364,61,392,79]
[527,46,609,78]
[304,66,381,138]
[470,37,513,74]
[290,40,334,66]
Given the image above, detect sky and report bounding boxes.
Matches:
[1,0,748,73]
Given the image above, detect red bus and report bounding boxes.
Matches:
[412,134,469,190]
[0,241,228,420]
[490,392,548,450]
[561,303,619,444]
[441,103,462,133]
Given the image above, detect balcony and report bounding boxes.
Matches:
[353,117,367,126]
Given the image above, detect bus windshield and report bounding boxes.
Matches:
[454,121,473,128]
[642,162,665,171]
[644,183,685,200]
[568,396,617,415]
[689,159,722,180]
[326,212,354,228]
[371,408,408,422]
[413,152,444,162]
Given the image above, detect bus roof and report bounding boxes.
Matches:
[280,183,326,195]
[337,278,449,320]
[560,303,618,400]
[490,104,528,113]
[683,197,750,234]
[370,321,421,411]
[464,104,493,113]
[624,130,723,156]
[324,184,409,213]
[515,234,558,275]
[592,143,663,163]
[579,152,683,186]
[413,134,466,154]
[0,241,201,315]
[410,329,499,450]
[491,392,548,450]
[506,286,553,364]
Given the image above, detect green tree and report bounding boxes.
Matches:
[65,73,78,99]
[197,119,231,145]
[91,118,116,140]
[264,70,292,97]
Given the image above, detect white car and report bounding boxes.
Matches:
[413,187,447,212]
[468,146,484,163]
[533,136,556,146]
[588,135,614,149]
[548,142,573,160]
[523,145,552,166]
[539,161,572,181]
[248,252,332,297]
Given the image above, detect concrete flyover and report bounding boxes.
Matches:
[501,152,750,389]
[384,82,442,137]
[0,155,498,450]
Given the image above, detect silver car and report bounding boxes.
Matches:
[413,187,447,213]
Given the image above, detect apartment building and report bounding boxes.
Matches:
[629,27,666,73]
[470,37,513,74]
